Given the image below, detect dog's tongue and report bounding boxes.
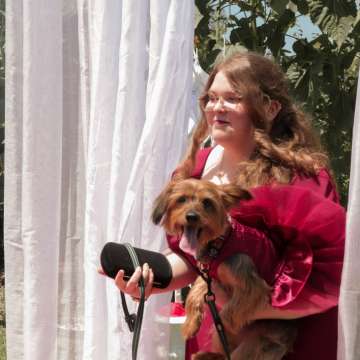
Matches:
[179,226,198,258]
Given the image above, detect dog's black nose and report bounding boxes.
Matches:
[186,211,199,224]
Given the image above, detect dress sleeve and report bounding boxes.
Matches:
[213,217,279,285]
[230,179,345,311]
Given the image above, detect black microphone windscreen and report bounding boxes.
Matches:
[100,242,173,289]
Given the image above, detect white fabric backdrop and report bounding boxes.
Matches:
[5,1,194,359]
[338,72,360,359]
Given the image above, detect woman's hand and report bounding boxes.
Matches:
[98,249,198,299]
[98,263,154,301]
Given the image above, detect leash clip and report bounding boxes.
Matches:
[125,313,137,332]
[204,291,216,303]
[197,260,231,360]
[197,261,210,274]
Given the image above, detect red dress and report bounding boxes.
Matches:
[167,147,346,360]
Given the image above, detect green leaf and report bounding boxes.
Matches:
[294,66,311,101]
[195,0,209,16]
[331,16,355,48]
[286,62,302,84]
[270,0,289,16]
[310,33,333,50]
[348,52,360,78]
[266,9,296,56]
[291,0,309,14]
[287,1,298,13]
[235,1,254,12]
[309,0,357,20]
[206,39,217,52]
[322,61,335,84]
[308,0,357,48]
[195,15,211,38]
[229,14,241,26]
[208,48,223,70]
[292,39,319,61]
[286,50,325,106]
[330,91,356,130]
[229,19,255,50]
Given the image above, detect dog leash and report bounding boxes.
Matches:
[198,263,231,360]
[119,243,146,360]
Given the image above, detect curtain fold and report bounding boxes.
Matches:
[4,0,25,358]
[338,72,360,360]
[5,1,195,359]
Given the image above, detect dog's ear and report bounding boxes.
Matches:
[151,183,173,225]
[219,184,252,210]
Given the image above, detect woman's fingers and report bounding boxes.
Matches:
[145,268,154,299]
[142,263,150,284]
[127,266,143,294]
[112,264,154,300]
[97,267,106,276]
[114,269,127,291]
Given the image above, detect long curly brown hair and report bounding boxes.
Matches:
[176,51,329,187]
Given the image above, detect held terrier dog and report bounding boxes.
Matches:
[152,178,297,360]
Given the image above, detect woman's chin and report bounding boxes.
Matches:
[211,130,233,145]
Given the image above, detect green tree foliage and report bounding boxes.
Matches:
[195,0,359,205]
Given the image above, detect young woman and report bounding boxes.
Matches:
[100,52,345,359]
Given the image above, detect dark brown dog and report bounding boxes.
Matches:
[152,178,297,360]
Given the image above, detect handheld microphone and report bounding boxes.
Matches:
[100,242,173,289]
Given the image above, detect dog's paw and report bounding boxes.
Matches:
[191,351,226,360]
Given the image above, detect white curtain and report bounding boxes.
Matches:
[4,1,194,359]
[338,72,360,360]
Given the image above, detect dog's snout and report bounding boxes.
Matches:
[186,211,199,224]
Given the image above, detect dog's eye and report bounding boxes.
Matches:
[202,198,215,211]
[176,196,187,204]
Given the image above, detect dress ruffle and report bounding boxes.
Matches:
[230,184,345,308]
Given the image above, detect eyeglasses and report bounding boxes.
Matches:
[203,93,243,112]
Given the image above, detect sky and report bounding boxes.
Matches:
[285,14,321,52]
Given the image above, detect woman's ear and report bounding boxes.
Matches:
[265,99,282,121]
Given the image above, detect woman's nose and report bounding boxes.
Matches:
[213,98,226,111]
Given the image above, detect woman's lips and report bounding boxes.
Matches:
[214,119,230,125]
